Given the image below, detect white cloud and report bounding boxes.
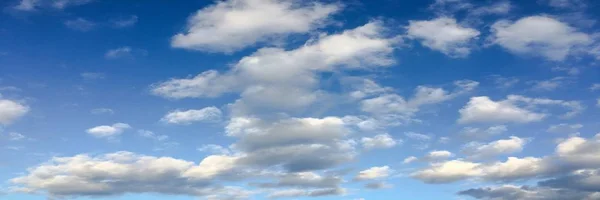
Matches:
[458,95,582,124]
[154,21,398,116]
[0,99,29,125]
[411,160,482,183]
[13,0,93,11]
[171,0,339,52]
[361,134,398,149]
[105,47,131,59]
[355,166,391,180]
[6,132,26,141]
[462,136,528,159]
[404,132,433,141]
[111,15,138,28]
[90,108,114,115]
[412,156,551,183]
[529,77,567,91]
[590,83,600,91]
[138,130,168,142]
[360,80,478,119]
[403,156,418,164]
[64,18,95,32]
[406,17,480,57]
[426,150,454,160]
[86,123,131,138]
[490,15,592,61]
[160,107,222,124]
[152,21,397,115]
[198,144,231,155]
[10,151,244,198]
[547,123,583,134]
[491,75,519,89]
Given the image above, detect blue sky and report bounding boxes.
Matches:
[1,0,600,199]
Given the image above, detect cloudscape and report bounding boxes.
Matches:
[1,0,600,199]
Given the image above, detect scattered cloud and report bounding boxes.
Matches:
[80,72,105,80]
[111,15,138,28]
[458,95,582,124]
[64,18,96,31]
[355,166,391,180]
[406,17,480,57]
[490,15,592,61]
[361,133,399,149]
[171,0,340,52]
[0,99,29,125]
[13,0,94,11]
[160,107,222,124]
[90,108,114,115]
[86,123,131,138]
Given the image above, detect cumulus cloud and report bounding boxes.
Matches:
[9,151,244,198]
[86,123,131,138]
[171,0,340,52]
[355,166,391,181]
[160,107,222,124]
[490,15,592,61]
[155,21,397,115]
[361,133,398,149]
[358,80,478,124]
[0,99,29,125]
[462,136,528,160]
[406,17,480,57]
[228,116,356,172]
[458,95,582,124]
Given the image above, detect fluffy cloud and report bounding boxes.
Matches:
[228,116,356,172]
[490,15,592,61]
[160,107,222,124]
[412,156,553,183]
[155,21,398,116]
[411,160,482,183]
[403,150,453,164]
[171,0,339,52]
[458,95,582,124]
[0,99,29,125]
[359,80,478,121]
[10,151,244,198]
[462,136,528,160]
[361,134,398,149]
[86,123,131,138]
[406,17,480,57]
[355,166,391,180]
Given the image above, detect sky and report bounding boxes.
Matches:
[0,0,600,199]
